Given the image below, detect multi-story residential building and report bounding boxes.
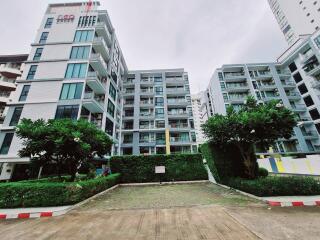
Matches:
[121,69,197,155]
[191,92,208,145]
[0,54,28,123]
[268,0,320,45]
[203,30,320,154]
[0,2,128,180]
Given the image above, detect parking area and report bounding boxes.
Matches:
[1,183,320,240]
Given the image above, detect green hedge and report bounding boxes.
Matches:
[0,173,120,208]
[227,176,320,197]
[110,154,207,183]
[200,142,248,183]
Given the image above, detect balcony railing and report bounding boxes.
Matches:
[224,72,245,78]
[169,123,189,128]
[168,111,188,115]
[90,53,108,70]
[170,137,190,143]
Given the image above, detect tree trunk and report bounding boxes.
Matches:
[236,143,257,179]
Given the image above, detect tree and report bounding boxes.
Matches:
[202,96,297,179]
[16,118,113,181]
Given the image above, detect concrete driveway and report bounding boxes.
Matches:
[0,183,319,240]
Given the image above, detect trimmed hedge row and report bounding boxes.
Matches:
[110,154,208,183]
[0,173,120,208]
[227,176,320,197]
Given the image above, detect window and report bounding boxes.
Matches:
[303,95,314,107]
[19,85,30,101]
[155,108,164,118]
[154,77,162,85]
[155,86,163,95]
[9,107,23,126]
[39,32,49,44]
[309,108,320,120]
[65,63,87,79]
[26,65,37,80]
[44,18,53,28]
[155,97,164,106]
[78,16,97,27]
[218,72,224,81]
[70,46,90,59]
[55,105,79,120]
[60,83,83,100]
[293,72,303,83]
[155,120,165,128]
[109,84,116,100]
[298,83,308,95]
[107,100,115,117]
[74,30,94,42]
[105,117,114,136]
[315,35,320,49]
[0,133,14,155]
[33,48,43,61]
[288,62,297,72]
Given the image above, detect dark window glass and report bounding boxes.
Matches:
[105,117,114,136]
[9,107,23,126]
[0,133,14,155]
[26,65,37,80]
[315,123,320,134]
[303,95,314,107]
[107,100,115,117]
[70,46,90,59]
[39,32,49,44]
[65,63,87,78]
[155,86,163,95]
[155,97,164,106]
[44,18,54,28]
[74,30,94,42]
[19,85,30,101]
[60,83,83,100]
[298,83,308,95]
[55,105,79,120]
[288,62,297,72]
[33,48,43,61]
[109,84,116,100]
[155,108,164,118]
[293,72,303,83]
[309,108,320,120]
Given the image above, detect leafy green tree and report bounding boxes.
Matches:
[16,118,113,181]
[202,96,297,179]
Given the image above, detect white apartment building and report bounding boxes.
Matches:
[268,0,320,45]
[203,30,320,154]
[0,2,128,180]
[0,55,28,123]
[191,92,207,145]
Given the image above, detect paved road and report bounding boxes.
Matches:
[1,183,320,240]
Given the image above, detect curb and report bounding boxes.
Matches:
[0,207,70,220]
[268,200,320,207]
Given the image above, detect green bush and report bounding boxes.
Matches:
[227,176,320,197]
[258,168,269,178]
[0,173,120,208]
[200,142,249,183]
[110,154,207,183]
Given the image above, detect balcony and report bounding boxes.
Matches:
[252,71,273,79]
[140,78,154,86]
[0,79,17,91]
[82,92,104,113]
[302,130,319,139]
[300,49,315,64]
[225,84,249,92]
[140,100,153,107]
[291,104,307,112]
[139,112,154,119]
[169,137,191,145]
[262,95,281,101]
[227,96,248,103]
[303,56,320,76]
[166,77,184,85]
[166,88,186,95]
[169,123,189,129]
[140,89,154,96]
[257,83,276,91]
[167,99,189,106]
[86,71,107,94]
[223,72,246,82]
[282,81,296,89]
[92,37,110,61]
[123,89,135,97]
[277,70,291,78]
[95,22,112,46]
[89,53,108,76]
[167,111,189,118]
[123,79,135,86]
[0,65,22,78]
[286,92,301,100]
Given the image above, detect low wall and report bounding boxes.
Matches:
[258,155,320,176]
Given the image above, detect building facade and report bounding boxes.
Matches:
[0,2,128,180]
[191,92,208,145]
[0,55,28,123]
[203,31,320,154]
[268,0,320,45]
[121,69,197,155]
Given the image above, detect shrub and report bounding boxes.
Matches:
[258,168,268,177]
[0,174,120,208]
[227,176,320,197]
[110,154,207,183]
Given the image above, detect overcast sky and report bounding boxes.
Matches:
[0,0,288,93]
